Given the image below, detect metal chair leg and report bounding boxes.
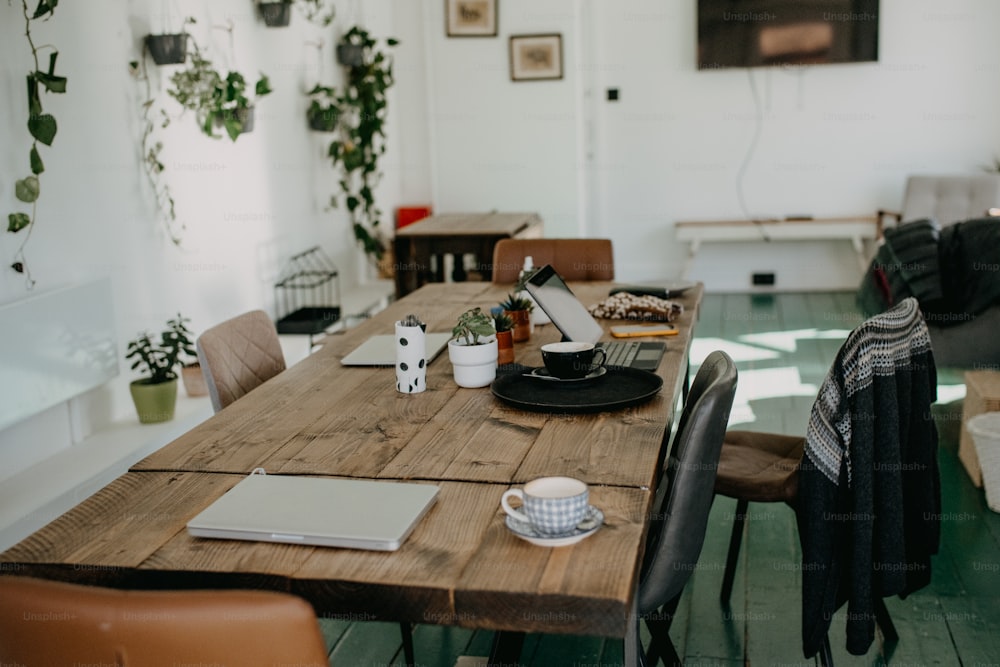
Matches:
[399,622,415,667]
[818,634,833,667]
[874,597,899,643]
[488,630,525,667]
[720,498,748,603]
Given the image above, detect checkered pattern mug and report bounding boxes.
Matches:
[501,477,589,536]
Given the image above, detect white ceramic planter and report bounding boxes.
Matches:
[448,337,498,388]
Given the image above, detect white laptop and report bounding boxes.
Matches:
[340,332,452,366]
[186,473,440,551]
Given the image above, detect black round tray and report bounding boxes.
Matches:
[491,366,663,413]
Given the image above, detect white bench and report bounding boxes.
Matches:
[675,215,880,277]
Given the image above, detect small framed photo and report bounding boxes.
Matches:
[445,0,497,37]
[509,33,563,81]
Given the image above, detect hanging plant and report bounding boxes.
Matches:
[7,0,67,284]
[323,26,398,261]
[166,35,272,142]
[255,0,335,28]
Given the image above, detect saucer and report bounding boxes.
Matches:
[505,506,604,547]
[526,366,607,383]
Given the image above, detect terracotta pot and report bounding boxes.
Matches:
[129,378,178,424]
[496,330,515,366]
[181,363,208,397]
[505,309,531,342]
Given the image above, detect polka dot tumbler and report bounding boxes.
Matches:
[395,319,427,394]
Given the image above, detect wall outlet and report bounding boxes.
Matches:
[752,272,775,286]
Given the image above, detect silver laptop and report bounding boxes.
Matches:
[186,473,440,551]
[341,332,452,366]
[525,264,666,372]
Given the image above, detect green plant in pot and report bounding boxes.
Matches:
[305,84,339,132]
[494,311,515,366]
[167,48,272,141]
[125,314,196,423]
[324,26,399,263]
[448,307,497,388]
[499,293,534,343]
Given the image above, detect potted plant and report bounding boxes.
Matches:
[448,307,497,388]
[257,0,293,27]
[305,84,338,132]
[499,293,534,343]
[323,26,399,263]
[167,49,272,141]
[144,17,194,65]
[125,313,196,423]
[494,312,515,366]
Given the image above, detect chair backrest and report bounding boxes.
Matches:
[491,238,615,283]
[196,309,287,413]
[0,576,330,667]
[637,350,738,614]
[901,173,1000,226]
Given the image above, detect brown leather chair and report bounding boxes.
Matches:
[196,309,287,413]
[491,238,615,283]
[0,576,330,667]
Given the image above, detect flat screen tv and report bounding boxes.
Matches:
[697,0,879,69]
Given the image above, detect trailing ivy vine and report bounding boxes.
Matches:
[324,27,397,261]
[7,0,66,284]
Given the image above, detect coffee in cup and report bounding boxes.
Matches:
[501,476,589,536]
[540,341,606,379]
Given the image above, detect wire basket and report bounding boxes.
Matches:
[274,246,341,335]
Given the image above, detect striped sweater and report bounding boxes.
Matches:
[799,297,940,658]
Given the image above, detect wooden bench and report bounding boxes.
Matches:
[675,215,880,277]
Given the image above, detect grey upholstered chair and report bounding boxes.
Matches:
[491,238,615,283]
[196,310,287,413]
[0,576,330,667]
[629,349,738,666]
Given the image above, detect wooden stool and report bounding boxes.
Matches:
[960,370,1000,488]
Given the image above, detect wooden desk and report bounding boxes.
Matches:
[675,215,880,276]
[0,281,701,647]
[394,212,543,298]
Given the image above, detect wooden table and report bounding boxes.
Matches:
[0,281,702,657]
[675,215,880,276]
[393,212,543,298]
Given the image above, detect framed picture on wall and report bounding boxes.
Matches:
[509,33,563,81]
[445,0,497,37]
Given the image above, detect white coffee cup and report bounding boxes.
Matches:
[501,477,589,536]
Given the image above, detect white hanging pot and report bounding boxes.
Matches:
[448,337,498,388]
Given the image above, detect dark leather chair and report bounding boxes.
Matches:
[491,238,615,283]
[0,576,330,667]
[714,297,940,664]
[631,349,738,666]
[196,309,287,413]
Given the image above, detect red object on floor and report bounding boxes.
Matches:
[396,206,432,229]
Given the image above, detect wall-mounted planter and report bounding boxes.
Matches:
[307,108,337,132]
[145,33,188,65]
[336,43,365,67]
[258,2,292,27]
[216,106,256,135]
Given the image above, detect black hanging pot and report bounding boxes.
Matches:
[258,1,292,27]
[336,43,365,67]
[145,33,188,65]
[307,108,337,132]
[216,106,256,135]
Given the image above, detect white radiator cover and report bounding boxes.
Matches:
[0,279,118,432]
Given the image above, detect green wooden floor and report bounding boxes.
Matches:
[317,292,1000,666]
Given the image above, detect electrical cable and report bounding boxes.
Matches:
[736,68,770,241]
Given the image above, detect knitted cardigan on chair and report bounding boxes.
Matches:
[799,297,940,658]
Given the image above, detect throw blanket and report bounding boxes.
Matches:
[858,217,1000,326]
[800,297,940,658]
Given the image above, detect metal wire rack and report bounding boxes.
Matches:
[274,246,341,335]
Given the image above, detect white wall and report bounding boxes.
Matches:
[0,0,425,477]
[423,0,1000,289]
